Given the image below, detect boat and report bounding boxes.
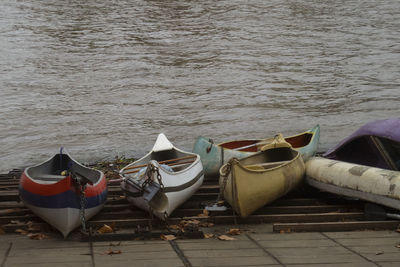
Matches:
[305,157,400,210]
[219,135,305,218]
[193,125,319,177]
[19,148,107,237]
[120,133,204,220]
[324,118,400,170]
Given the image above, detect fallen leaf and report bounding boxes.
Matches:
[27,233,47,240]
[396,243,400,248]
[168,224,181,230]
[104,248,122,255]
[199,222,214,228]
[376,251,384,255]
[218,235,235,241]
[204,233,214,239]
[227,228,241,235]
[97,224,113,234]
[160,234,176,241]
[197,209,209,217]
[15,229,28,235]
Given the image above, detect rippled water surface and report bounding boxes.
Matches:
[1,0,399,172]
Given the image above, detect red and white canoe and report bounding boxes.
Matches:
[19,148,107,237]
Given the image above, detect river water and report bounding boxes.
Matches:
[1,0,399,172]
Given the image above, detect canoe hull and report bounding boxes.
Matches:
[123,163,204,219]
[121,133,204,220]
[306,157,400,210]
[23,203,104,237]
[19,151,107,237]
[194,125,319,177]
[220,146,305,218]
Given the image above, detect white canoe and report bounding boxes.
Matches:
[306,157,400,210]
[120,133,204,220]
[19,149,107,237]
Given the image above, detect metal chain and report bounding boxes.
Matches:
[71,172,87,233]
[79,183,87,233]
[142,163,164,189]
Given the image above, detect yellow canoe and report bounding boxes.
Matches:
[219,135,305,218]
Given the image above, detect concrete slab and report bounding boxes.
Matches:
[183,248,266,258]
[324,230,400,239]
[257,238,337,248]
[176,239,259,250]
[333,237,400,247]
[189,256,278,267]
[249,232,325,241]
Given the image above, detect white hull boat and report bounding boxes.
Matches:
[120,133,204,220]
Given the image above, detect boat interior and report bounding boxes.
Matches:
[330,136,400,171]
[220,132,313,152]
[123,150,198,175]
[241,147,297,170]
[27,154,100,184]
[286,133,313,148]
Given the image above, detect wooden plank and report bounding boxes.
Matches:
[273,221,400,232]
[123,155,197,171]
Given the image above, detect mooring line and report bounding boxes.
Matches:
[89,230,96,267]
[245,233,285,266]
[1,242,12,267]
[169,240,192,267]
[320,232,381,267]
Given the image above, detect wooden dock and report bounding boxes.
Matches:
[2,169,400,266]
[1,169,399,240]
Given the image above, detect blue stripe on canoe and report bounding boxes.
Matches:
[19,187,107,209]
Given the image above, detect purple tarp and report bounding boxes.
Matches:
[323,118,400,170]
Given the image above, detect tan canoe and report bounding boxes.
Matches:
[219,135,305,218]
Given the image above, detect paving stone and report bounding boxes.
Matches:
[257,238,337,248]
[93,241,172,252]
[274,253,370,265]
[286,263,378,267]
[176,239,259,250]
[324,231,400,239]
[268,246,350,256]
[334,237,400,247]
[360,252,400,262]
[184,248,266,258]
[94,257,184,267]
[189,256,278,266]
[249,232,325,241]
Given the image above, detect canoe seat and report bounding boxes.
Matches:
[245,160,290,170]
[34,174,67,181]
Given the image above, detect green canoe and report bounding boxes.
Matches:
[193,125,320,178]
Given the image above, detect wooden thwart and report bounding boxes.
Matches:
[123,159,197,175]
[123,155,197,171]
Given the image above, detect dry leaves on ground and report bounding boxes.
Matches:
[160,234,177,241]
[226,228,241,235]
[197,209,209,217]
[199,222,214,228]
[103,248,122,255]
[15,229,29,235]
[218,235,235,241]
[97,224,114,234]
[204,233,214,239]
[27,233,47,240]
